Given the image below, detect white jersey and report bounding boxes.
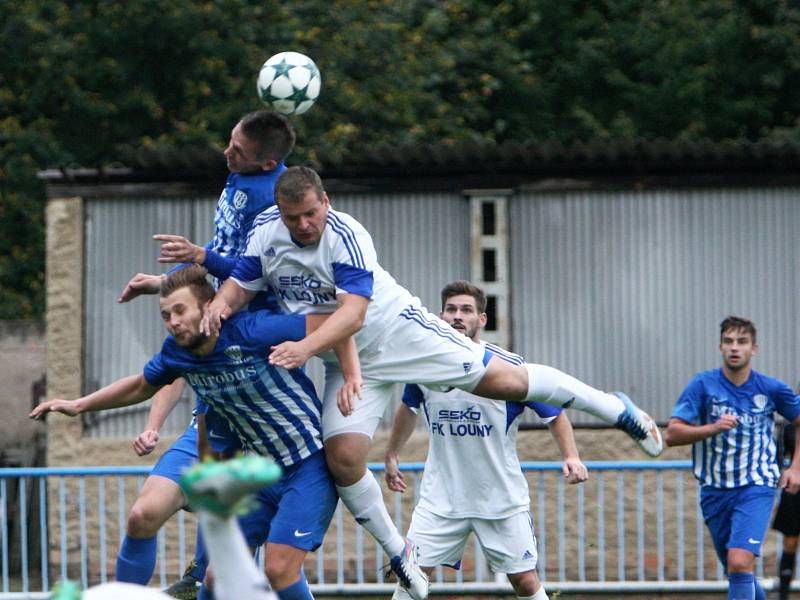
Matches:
[403,343,562,519]
[233,206,414,353]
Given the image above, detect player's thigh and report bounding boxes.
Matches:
[728,485,777,556]
[700,487,734,564]
[266,452,338,552]
[473,511,538,574]
[370,304,488,392]
[129,475,187,532]
[407,506,472,569]
[321,364,395,440]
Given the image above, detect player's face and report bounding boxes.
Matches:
[224,122,263,174]
[278,189,330,246]
[160,287,208,350]
[440,294,486,341]
[719,327,757,371]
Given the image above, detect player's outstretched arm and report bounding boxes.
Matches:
[30,374,160,420]
[269,293,368,370]
[547,412,588,484]
[118,273,165,303]
[664,415,737,447]
[202,278,255,336]
[133,378,187,456]
[384,403,418,493]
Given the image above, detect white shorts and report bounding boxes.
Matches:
[407,506,539,575]
[321,300,489,439]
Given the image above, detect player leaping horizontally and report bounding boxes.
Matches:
[193,166,662,600]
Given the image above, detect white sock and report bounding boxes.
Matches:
[525,363,624,423]
[517,585,549,600]
[337,471,405,557]
[197,511,275,599]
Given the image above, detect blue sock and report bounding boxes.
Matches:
[115,535,157,584]
[728,572,754,600]
[191,528,209,581]
[753,578,766,600]
[277,573,313,600]
[198,584,215,600]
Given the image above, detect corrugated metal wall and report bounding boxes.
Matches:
[509,187,800,424]
[83,192,469,438]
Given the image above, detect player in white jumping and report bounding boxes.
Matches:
[199,166,662,600]
[384,281,588,600]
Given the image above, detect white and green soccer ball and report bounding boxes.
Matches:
[257,51,321,116]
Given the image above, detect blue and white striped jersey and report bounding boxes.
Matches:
[232,206,415,354]
[672,368,800,489]
[209,166,286,269]
[143,311,323,468]
[402,342,562,519]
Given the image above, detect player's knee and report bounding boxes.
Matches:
[126,503,165,538]
[727,549,755,573]
[264,555,300,589]
[507,570,540,596]
[785,536,799,553]
[323,435,370,484]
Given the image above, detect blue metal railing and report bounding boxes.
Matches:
[0,461,787,597]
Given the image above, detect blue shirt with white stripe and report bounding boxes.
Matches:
[143,311,323,467]
[672,367,800,489]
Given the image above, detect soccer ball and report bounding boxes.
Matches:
[257,52,321,116]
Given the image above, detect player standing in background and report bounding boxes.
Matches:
[114,110,295,596]
[34,266,354,600]
[200,166,662,600]
[772,418,800,600]
[665,316,800,600]
[384,281,588,600]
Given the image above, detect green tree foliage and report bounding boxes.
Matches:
[2,0,800,317]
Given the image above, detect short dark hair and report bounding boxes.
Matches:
[161,265,215,306]
[720,315,757,343]
[440,280,487,313]
[239,110,295,163]
[275,166,325,205]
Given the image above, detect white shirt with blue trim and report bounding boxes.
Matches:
[403,342,563,519]
[233,206,415,354]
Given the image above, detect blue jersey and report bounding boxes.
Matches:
[672,368,800,489]
[143,311,323,468]
[209,166,286,269]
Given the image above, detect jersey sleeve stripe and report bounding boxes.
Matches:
[328,212,366,269]
[484,342,525,365]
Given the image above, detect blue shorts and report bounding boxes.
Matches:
[150,421,198,484]
[237,451,338,552]
[205,408,242,455]
[700,484,776,564]
[150,410,241,485]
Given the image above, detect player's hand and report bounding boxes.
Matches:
[714,414,739,433]
[336,377,362,417]
[29,399,79,420]
[780,465,800,495]
[384,453,407,493]
[154,234,206,265]
[118,273,164,303]
[269,341,311,370]
[562,458,589,484]
[201,300,231,337]
[133,429,160,456]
